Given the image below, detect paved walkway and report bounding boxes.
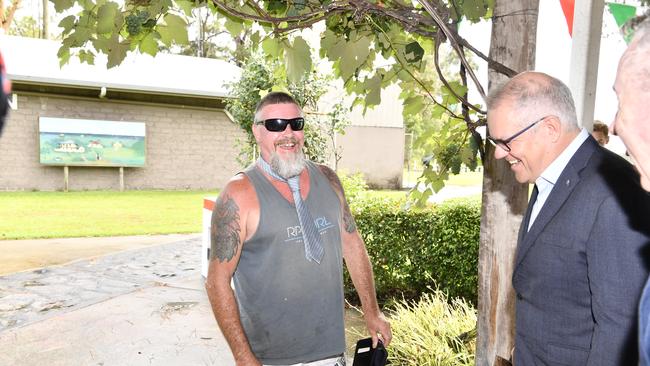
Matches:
[0,234,235,365]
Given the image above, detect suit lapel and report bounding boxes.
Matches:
[514,138,598,271]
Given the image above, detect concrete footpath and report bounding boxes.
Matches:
[0,234,235,365]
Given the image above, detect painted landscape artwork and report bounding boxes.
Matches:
[39,117,146,167]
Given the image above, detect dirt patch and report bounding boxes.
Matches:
[0,234,199,276]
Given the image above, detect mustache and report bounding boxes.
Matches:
[275,137,300,146]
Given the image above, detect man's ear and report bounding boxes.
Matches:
[544,116,562,142]
[252,123,261,143]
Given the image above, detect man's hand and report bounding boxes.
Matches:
[364,312,392,348]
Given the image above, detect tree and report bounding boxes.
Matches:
[225,52,340,167]
[158,7,253,65]
[7,15,39,37]
[50,0,536,363]
[477,2,538,364]
[0,0,21,33]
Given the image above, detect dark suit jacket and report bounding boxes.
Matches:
[513,136,650,366]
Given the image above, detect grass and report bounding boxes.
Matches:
[0,189,408,240]
[0,190,219,240]
[403,169,483,188]
[383,291,476,365]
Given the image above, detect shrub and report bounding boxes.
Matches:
[346,195,480,304]
[386,290,476,365]
[339,171,369,203]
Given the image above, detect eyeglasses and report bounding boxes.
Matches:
[487,115,551,152]
[255,117,305,132]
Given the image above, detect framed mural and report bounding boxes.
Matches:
[39,117,146,167]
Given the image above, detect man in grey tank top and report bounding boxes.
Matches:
[205,91,391,365]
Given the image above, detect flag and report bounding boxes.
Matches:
[559,0,575,36]
[606,2,637,44]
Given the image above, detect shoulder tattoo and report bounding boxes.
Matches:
[210,194,241,262]
[319,165,357,234]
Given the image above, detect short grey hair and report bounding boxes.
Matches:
[487,72,579,132]
[622,13,650,93]
[624,11,650,49]
[253,91,303,123]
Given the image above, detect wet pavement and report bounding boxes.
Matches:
[0,234,235,365]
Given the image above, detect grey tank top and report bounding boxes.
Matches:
[234,161,346,364]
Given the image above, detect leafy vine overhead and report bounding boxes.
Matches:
[52,0,517,196]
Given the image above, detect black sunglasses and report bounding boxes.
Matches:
[256,117,305,132]
[487,115,551,152]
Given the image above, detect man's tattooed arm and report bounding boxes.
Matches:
[210,194,241,262]
[319,165,357,233]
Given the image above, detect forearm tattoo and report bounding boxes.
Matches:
[319,166,358,233]
[210,194,241,262]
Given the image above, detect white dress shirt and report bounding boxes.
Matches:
[528,129,590,230]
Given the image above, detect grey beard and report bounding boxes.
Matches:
[270,150,306,179]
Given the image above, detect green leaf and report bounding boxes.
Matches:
[58,15,76,34]
[250,31,261,47]
[404,41,424,63]
[403,96,425,116]
[91,35,112,53]
[78,50,95,65]
[262,37,282,58]
[364,73,382,108]
[158,14,188,46]
[157,25,172,47]
[441,81,468,105]
[285,37,311,83]
[175,0,193,16]
[139,31,158,56]
[320,29,337,58]
[57,46,71,67]
[96,3,119,35]
[71,26,92,46]
[330,36,371,80]
[107,40,129,68]
[224,16,244,35]
[51,0,76,13]
[462,0,488,21]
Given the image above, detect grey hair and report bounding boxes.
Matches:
[487,72,579,132]
[253,91,303,123]
[623,13,650,93]
[624,11,650,49]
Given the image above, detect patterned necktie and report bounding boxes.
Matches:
[257,158,324,263]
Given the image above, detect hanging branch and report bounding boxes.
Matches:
[418,0,486,100]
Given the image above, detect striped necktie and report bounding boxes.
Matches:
[257,158,324,263]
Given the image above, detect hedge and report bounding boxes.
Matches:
[345,196,480,304]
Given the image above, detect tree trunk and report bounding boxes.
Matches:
[42,0,49,39]
[1,0,21,33]
[476,1,539,365]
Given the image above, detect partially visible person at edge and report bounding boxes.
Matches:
[611,14,650,365]
[0,49,10,134]
[204,91,391,366]
[591,120,609,146]
[487,71,650,365]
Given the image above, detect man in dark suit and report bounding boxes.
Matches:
[609,15,650,364]
[487,71,650,365]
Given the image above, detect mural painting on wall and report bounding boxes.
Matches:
[39,117,146,167]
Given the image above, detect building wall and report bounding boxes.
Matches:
[0,93,247,191]
[336,125,405,189]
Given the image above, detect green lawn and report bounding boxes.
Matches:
[403,169,483,187]
[0,190,219,240]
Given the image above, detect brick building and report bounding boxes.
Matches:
[0,36,245,191]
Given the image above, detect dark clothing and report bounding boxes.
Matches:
[514,137,650,365]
